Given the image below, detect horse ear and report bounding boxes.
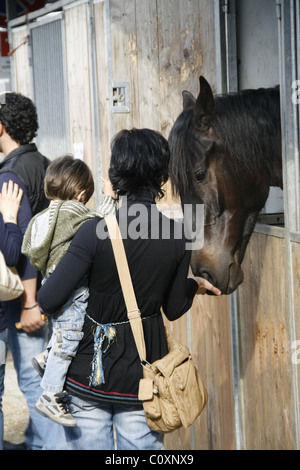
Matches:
[193,76,215,133]
[182,90,196,109]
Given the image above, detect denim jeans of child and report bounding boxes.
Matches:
[43,395,164,450]
[41,281,89,393]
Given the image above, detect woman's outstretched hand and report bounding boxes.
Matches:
[191,276,222,296]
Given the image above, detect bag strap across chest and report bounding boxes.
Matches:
[105,214,146,363]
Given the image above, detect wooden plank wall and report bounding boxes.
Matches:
[94,0,217,176]
[11,26,31,96]
[236,232,299,449]
[293,240,300,439]
[162,295,233,450]
[64,3,94,173]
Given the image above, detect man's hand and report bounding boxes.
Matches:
[19,304,46,333]
[17,278,46,332]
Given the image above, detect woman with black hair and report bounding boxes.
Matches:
[37,128,220,450]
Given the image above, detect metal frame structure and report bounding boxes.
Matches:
[277,0,300,448]
[215,0,300,449]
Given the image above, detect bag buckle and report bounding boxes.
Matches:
[127,308,141,320]
[141,360,151,366]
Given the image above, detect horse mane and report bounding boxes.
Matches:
[169,86,281,196]
[214,87,281,172]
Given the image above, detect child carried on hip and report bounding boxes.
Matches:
[22,155,116,427]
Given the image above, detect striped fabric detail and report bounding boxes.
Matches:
[66,377,139,402]
[49,200,94,222]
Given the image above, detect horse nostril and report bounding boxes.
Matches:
[192,264,217,287]
[198,269,221,295]
[199,269,213,284]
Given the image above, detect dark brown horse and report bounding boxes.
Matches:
[168,76,282,294]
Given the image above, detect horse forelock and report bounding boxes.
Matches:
[168,108,195,196]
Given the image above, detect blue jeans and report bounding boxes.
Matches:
[41,281,88,393]
[44,395,164,450]
[4,298,67,450]
[0,328,8,450]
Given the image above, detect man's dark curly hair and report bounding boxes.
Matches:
[109,128,170,200]
[0,92,38,145]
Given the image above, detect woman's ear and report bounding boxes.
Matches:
[75,189,86,202]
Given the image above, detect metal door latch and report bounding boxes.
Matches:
[111,82,130,113]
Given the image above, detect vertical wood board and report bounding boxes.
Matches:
[11,27,31,97]
[237,233,296,449]
[94,1,111,178]
[65,3,93,170]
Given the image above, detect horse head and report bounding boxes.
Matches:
[169,76,281,294]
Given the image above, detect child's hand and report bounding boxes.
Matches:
[0,180,23,224]
[102,178,116,198]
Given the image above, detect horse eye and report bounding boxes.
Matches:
[194,169,207,183]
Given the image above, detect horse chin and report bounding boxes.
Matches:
[225,263,244,295]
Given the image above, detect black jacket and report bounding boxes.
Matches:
[0,143,50,215]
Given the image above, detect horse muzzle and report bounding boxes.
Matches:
[191,255,244,295]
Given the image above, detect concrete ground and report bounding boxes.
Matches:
[3,351,28,449]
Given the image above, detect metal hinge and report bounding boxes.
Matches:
[222,0,229,14]
[276,2,282,20]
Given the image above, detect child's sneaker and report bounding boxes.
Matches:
[35,391,77,427]
[31,349,49,377]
